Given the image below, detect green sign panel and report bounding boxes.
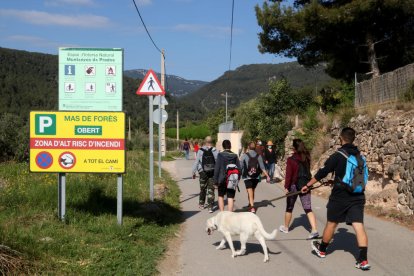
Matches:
[59,48,123,111]
[35,114,56,135]
[74,126,102,135]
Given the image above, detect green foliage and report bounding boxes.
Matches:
[256,1,414,80]
[235,79,293,148]
[296,106,320,150]
[177,62,332,120]
[205,108,226,136]
[303,105,319,132]
[0,113,29,162]
[401,80,414,102]
[0,151,181,275]
[166,123,210,140]
[316,81,355,112]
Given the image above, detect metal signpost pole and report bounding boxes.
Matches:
[158,95,162,177]
[58,173,66,221]
[149,96,154,201]
[117,174,123,225]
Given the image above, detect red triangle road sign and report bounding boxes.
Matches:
[136,69,165,96]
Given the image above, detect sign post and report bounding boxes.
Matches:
[136,69,165,201]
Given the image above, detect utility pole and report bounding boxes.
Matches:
[161,50,166,157]
[176,110,179,150]
[225,92,228,122]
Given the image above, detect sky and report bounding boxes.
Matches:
[0,0,293,81]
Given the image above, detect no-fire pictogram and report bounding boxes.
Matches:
[59,152,76,169]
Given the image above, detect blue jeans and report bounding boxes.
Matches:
[266,162,275,179]
[184,150,190,160]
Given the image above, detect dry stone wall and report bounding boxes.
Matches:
[281,109,414,215]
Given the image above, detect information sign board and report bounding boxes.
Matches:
[59,48,123,111]
[30,111,125,173]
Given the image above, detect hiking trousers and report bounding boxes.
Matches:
[199,171,215,207]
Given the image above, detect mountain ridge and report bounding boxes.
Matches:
[124,69,208,97]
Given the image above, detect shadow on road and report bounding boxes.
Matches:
[325,228,359,260]
[290,214,311,232]
[180,193,199,204]
[212,241,282,255]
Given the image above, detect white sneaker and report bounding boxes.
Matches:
[308,231,319,239]
[279,225,289,233]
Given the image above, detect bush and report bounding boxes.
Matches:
[401,80,414,102]
[0,113,29,162]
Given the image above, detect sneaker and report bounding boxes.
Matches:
[249,206,256,213]
[198,204,205,210]
[208,208,213,213]
[355,260,371,270]
[311,241,326,258]
[308,231,319,239]
[279,225,289,233]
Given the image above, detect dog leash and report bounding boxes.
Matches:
[268,182,330,202]
[235,181,331,212]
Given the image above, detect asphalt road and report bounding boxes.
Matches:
[162,157,414,276]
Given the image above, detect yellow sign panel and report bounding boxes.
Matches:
[30,111,125,173]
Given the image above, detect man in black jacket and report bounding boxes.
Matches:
[301,127,371,271]
[214,140,241,212]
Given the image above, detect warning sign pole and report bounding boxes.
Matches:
[149,96,154,201]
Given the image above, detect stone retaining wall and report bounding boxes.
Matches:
[281,109,414,215]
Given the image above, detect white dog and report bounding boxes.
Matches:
[206,211,277,262]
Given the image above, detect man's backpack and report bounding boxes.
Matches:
[200,148,215,176]
[183,142,190,151]
[291,156,311,190]
[337,150,368,193]
[244,152,261,178]
[226,163,240,190]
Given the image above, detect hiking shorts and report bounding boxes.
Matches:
[244,178,259,190]
[218,183,236,199]
[327,199,365,224]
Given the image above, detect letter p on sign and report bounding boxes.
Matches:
[35,114,56,135]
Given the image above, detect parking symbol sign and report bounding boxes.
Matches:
[35,114,56,135]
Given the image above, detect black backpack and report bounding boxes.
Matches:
[201,148,215,176]
[244,152,261,178]
[292,156,311,190]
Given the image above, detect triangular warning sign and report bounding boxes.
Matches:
[136,69,165,96]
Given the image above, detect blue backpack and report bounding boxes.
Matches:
[337,150,368,193]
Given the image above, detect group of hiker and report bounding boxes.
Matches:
[189,127,371,271]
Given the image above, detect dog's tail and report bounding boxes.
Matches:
[257,222,278,240]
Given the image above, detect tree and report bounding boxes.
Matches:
[256,0,414,80]
[234,79,293,148]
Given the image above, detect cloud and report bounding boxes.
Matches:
[45,0,96,6]
[172,24,242,37]
[5,35,77,48]
[0,9,110,28]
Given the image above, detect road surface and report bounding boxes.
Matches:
[161,158,414,276]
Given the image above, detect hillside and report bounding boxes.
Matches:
[124,69,208,97]
[0,47,332,128]
[0,47,149,131]
[178,62,332,113]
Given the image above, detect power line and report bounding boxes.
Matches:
[131,0,162,54]
[131,0,168,92]
[229,0,235,71]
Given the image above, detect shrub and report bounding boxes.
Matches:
[0,113,29,162]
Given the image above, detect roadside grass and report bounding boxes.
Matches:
[162,151,185,161]
[0,150,181,275]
